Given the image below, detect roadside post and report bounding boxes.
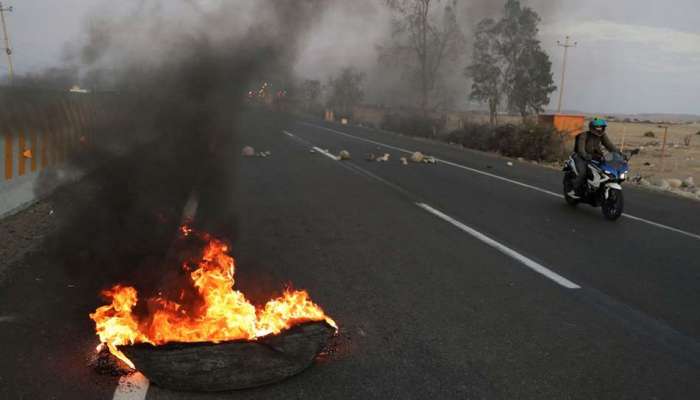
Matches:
[620,125,627,152]
[659,125,669,173]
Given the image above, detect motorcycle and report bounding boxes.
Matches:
[562,150,638,221]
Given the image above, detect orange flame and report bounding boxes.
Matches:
[90,230,336,368]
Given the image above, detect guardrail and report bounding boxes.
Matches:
[0,88,101,217]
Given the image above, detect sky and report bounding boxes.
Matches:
[2,0,699,115]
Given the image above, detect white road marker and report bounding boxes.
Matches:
[417,203,581,289]
[113,372,149,400]
[312,146,340,161]
[300,122,700,242]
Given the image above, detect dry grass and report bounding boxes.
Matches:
[606,121,700,182]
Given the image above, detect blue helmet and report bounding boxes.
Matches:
[589,118,607,135]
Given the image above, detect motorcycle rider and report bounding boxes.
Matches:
[569,118,620,199]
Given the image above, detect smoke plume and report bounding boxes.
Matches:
[40,0,330,298]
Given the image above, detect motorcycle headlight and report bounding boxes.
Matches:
[620,172,627,180]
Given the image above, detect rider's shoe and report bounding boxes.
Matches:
[567,190,581,199]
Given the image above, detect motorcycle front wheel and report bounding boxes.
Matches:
[602,189,624,221]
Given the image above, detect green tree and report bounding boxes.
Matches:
[327,67,365,116]
[466,0,556,119]
[497,0,555,117]
[508,42,556,117]
[379,0,464,116]
[465,18,502,125]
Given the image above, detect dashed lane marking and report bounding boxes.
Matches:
[417,203,581,289]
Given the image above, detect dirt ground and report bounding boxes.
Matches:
[0,199,59,283]
[605,121,700,183]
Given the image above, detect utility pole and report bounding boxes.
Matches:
[556,36,577,114]
[0,2,13,84]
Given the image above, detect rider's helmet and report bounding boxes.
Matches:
[589,118,607,136]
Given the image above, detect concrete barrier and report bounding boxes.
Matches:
[0,88,98,218]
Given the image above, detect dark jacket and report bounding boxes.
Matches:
[575,131,619,160]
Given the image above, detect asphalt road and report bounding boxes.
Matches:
[1,112,699,399]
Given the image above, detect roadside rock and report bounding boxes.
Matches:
[338,150,351,161]
[667,178,683,189]
[410,152,425,163]
[638,178,651,187]
[654,179,671,190]
[682,177,695,188]
[242,146,255,157]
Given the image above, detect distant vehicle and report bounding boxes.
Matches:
[562,150,639,221]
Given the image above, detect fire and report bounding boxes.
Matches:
[90,229,336,368]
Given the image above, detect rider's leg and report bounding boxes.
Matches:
[572,156,588,195]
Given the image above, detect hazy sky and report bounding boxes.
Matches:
[3,0,699,115]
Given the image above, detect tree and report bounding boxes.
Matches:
[466,0,556,119]
[465,18,502,125]
[327,67,365,116]
[299,79,322,112]
[508,42,556,117]
[497,0,555,117]
[379,0,464,116]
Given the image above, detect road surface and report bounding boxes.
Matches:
[1,112,699,399]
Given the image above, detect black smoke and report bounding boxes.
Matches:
[38,0,328,297]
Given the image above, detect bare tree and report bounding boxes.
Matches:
[379,0,464,116]
[299,79,322,112]
[327,67,365,117]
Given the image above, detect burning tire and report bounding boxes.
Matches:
[90,228,338,391]
[119,321,335,392]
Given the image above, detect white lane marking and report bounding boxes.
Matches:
[417,203,581,290]
[288,127,580,289]
[113,372,149,400]
[437,158,563,198]
[283,130,295,138]
[622,213,700,241]
[300,122,700,242]
[312,146,340,161]
[0,315,17,323]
